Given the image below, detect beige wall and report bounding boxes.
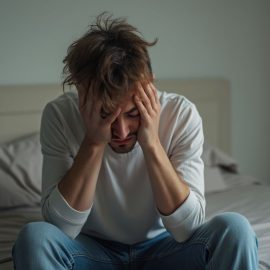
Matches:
[0,0,269,182]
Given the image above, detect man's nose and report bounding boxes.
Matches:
[112,118,129,139]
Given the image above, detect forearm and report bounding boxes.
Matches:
[142,140,190,216]
[58,137,105,211]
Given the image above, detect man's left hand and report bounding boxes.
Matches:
[134,82,161,149]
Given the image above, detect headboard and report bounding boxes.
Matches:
[0,79,230,153]
[155,79,230,153]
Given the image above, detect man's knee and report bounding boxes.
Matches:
[13,221,60,253]
[209,212,257,246]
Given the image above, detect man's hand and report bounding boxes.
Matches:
[134,82,161,149]
[134,82,190,215]
[57,86,121,212]
[77,86,121,147]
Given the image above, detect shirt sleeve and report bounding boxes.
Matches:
[160,98,205,242]
[40,102,91,239]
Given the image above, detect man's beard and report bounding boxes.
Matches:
[109,133,137,153]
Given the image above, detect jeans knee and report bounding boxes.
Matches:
[210,212,257,246]
[13,221,59,253]
[13,221,75,269]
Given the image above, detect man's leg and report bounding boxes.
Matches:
[199,212,258,269]
[12,221,130,270]
[131,212,258,270]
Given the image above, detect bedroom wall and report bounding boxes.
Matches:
[0,0,269,183]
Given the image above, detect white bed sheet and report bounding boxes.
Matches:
[0,207,42,269]
[206,184,270,270]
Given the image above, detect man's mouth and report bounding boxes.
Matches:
[112,137,132,144]
[111,135,136,144]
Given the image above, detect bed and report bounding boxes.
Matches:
[0,80,269,269]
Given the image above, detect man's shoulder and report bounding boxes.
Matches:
[159,90,202,134]
[43,91,78,116]
[47,91,78,108]
[41,91,81,134]
[159,90,197,114]
[158,90,203,151]
[40,90,83,150]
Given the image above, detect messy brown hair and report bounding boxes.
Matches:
[62,12,157,110]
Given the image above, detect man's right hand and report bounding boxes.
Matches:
[77,86,121,147]
[56,87,121,212]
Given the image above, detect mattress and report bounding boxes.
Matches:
[206,184,270,270]
[0,207,42,270]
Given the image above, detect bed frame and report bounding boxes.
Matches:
[0,79,230,153]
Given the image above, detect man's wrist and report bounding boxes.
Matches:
[81,136,106,155]
[141,137,162,155]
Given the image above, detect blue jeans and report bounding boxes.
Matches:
[12,212,258,269]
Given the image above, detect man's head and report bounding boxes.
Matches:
[62,12,157,111]
[62,13,157,153]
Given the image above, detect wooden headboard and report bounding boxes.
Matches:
[0,79,230,153]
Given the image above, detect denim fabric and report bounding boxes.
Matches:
[12,212,258,270]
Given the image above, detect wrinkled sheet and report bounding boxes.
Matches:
[0,207,42,269]
[206,184,270,270]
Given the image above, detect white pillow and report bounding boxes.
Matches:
[0,133,42,209]
[204,167,227,193]
[202,142,238,172]
[202,142,237,193]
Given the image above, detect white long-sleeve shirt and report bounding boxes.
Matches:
[40,90,205,244]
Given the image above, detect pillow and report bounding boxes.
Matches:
[202,142,238,172]
[204,166,227,193]
[0,133,42,209]
[202,142,238,193]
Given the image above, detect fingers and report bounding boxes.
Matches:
[134,95,149,122]
[135,82,160,116]
[77,85,87,110]
[152,84,159,104]
[146,83,160,110]
[106,107,122,124]
[77,84,95,115]
[136,83,152,113]
[85,87,97,114]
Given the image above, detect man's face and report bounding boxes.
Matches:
[106,92,140,153]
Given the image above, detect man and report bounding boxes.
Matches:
[13,13,258,269]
